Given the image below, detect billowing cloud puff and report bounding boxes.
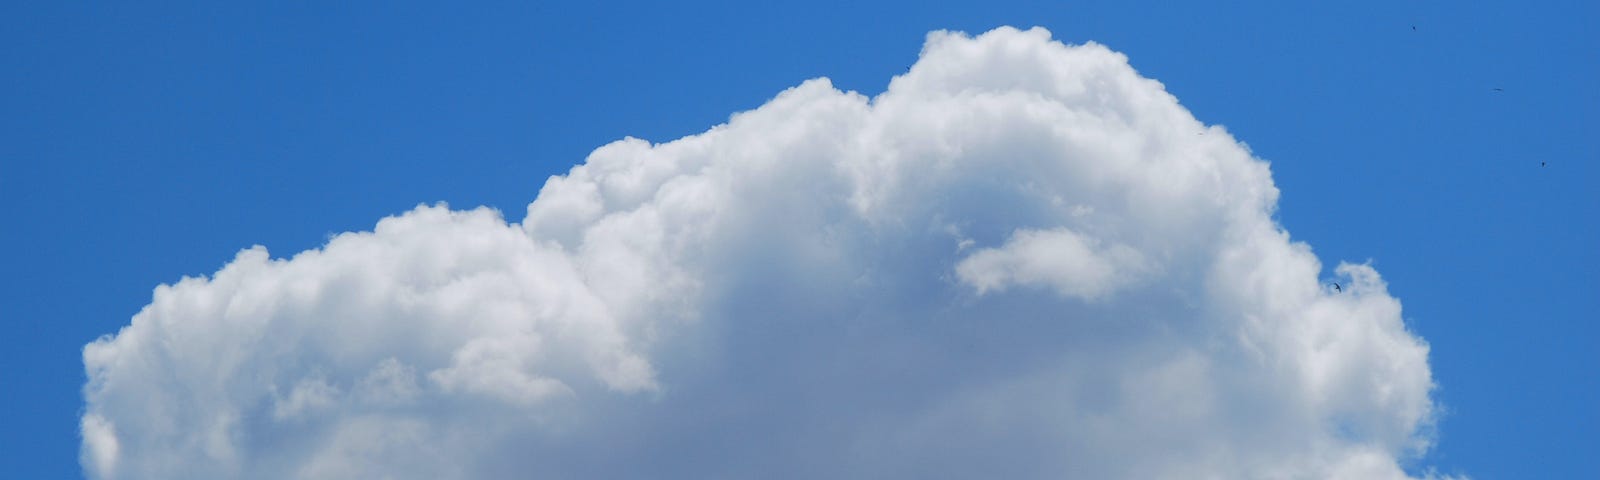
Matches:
[82,27,1447,479]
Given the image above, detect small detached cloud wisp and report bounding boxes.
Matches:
[82,27,1453,479]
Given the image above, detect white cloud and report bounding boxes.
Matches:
[955,227,1148,299]
[79,414,119,478]
[81,26,1446,479]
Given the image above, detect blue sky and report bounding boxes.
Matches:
[2,1,1595,478]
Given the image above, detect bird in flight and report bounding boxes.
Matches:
[1494,88,1504,92]
[1542,161,1547,167]
[1332,282,1342,293]
[1412,25,1417,31]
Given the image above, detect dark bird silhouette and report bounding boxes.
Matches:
[1542,161,1547,167]
[1494,88,1504,92]
[1412,25,1417,31]
[1332,283,1342,293]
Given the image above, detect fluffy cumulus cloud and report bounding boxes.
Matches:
[82,27,1450,479]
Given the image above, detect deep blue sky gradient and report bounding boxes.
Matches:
[3,1,1595,477]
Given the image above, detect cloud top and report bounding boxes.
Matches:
[82,27,1443,479]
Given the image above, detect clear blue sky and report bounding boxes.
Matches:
[2,1,1594,477]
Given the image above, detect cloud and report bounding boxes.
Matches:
[81,26,1446,479]
[955,227,1149,299]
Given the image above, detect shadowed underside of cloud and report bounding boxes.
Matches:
[81,27,1449,479]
